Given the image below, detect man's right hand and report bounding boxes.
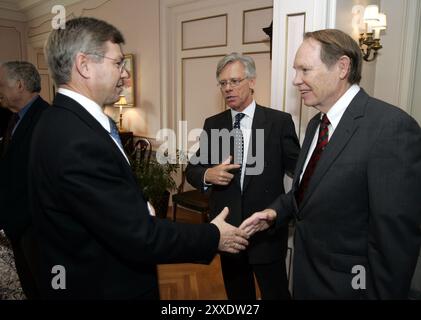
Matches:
[204,156,241,186]
[239,209,277,237]
[211,207,249,254]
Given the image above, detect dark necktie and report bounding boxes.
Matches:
[108,117,123,149]
[1,113,20,157]
[296,114,330,205]
[233,113,246,167]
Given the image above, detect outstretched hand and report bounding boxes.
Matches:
[211,207,249,254]
[239,209,277,237]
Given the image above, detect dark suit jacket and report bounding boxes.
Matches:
[0,107,12,139]
[186,105,300,264]
[0,96,49,241]
[270,89,421,299]
[28,93,220,299]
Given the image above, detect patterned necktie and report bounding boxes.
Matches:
[233,113,246,167]
[296,114,330,205]
[108,117,123,149]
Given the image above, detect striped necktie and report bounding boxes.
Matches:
[296,114,330,205]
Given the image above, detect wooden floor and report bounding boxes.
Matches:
[157,207,262,300]
[157,207,227,300]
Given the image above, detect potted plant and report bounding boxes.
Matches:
[131,149,179,219]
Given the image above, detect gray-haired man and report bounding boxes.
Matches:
[0,61,49,299]
[186,53,300,300]
[29,17,249,299]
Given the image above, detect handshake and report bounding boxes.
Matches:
[210,207,277,254]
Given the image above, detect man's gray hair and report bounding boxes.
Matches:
[45,17,125,85]
[1,61,41,93]
[216,52,256,79]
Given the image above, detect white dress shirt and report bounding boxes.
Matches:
[299,84,360,182]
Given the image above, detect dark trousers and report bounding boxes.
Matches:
[9,228,40,299]
[220,253,291,300]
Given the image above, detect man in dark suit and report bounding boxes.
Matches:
[0,61,49,298]
[186,53,300,300]
[28,17,249,299]
[241,29,421,299]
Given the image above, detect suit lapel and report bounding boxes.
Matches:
[299,89,368,209]
[53,94,134,177]
[222,110,233,130]
[243,105,270,192]
[293,115,320,191]
[221,110,233,162]
[9,96,43,150]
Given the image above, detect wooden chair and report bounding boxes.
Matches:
[131,137,152,166]
[172,165,210,223]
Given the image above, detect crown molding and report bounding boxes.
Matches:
[0,0,83,21]
[0,8,26,21]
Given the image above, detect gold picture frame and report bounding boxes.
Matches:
[116,54,135,106]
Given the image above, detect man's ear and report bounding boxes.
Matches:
[248,77,256,93]
[338,55,351,80]
[74,53,91,79]
[15,79,24,91]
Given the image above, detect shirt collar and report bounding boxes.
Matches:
[325,84,360,130]
[230,100,256,123]
[58,88,111,133]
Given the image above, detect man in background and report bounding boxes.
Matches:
[0,61,49,299]
[186,53,300,299]
[29,17,249,299]
[241,29,421,299]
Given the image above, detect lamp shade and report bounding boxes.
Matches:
[374,13,387,29]
[115,95,128,107]
[364,5,380,22]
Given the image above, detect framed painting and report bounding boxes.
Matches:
[117,54,135,106]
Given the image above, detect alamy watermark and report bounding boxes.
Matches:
[51,265,66,290]
[351,265,366,290]
[155,121,265,175]
[51,5,66,30]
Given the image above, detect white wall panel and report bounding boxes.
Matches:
[243,7,273,44]
[0,26,22,61]
[246,51,271,107]
[182,56,225,145]
[182,14,227,50]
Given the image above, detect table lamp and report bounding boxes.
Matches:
[115,95,128,131]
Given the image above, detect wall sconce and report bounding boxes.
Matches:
[359,5,387,62]
[114,95,128,132]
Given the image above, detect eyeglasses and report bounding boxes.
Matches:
[217,77,247,89]
[85,53,127,73]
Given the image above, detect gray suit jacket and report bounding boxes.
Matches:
[270,89,421,299]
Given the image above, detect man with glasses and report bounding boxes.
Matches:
[186,53,300,300]
[28,17,249,299]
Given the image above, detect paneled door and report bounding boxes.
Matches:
[161,0,273,154]
[271,0,336,292]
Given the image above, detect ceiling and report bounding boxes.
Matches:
[0,0,43,12]
[0,0,82,21]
